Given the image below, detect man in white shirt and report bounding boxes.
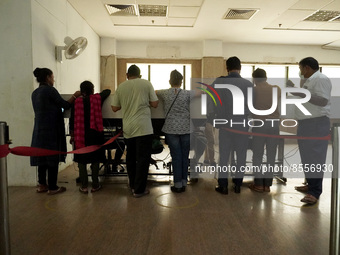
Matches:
[112,65,159,198]
[288,57,331,205]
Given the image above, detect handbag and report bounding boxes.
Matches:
[164,89,181,144]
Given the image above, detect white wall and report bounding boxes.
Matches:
[0,0,100,186]
[0,0,35,186]
[223,43,340,65]
[115,40,340,65]
[116,40,203,59]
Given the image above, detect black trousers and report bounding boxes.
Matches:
[297,116,330,199]
[125,134,152,194]
[38,164,59,190]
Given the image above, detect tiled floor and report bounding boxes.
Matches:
[7,143,335,255]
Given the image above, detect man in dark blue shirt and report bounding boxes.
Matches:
[208,56,254,194]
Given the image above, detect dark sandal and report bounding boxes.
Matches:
[36,184,48,193]
[79,187,88,194]
[47,187,66,195]
[91,185,102,193]
[248,183,264,193]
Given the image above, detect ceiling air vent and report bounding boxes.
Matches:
[138,5,167,17]
[304,10,340,22]
[223,9,258,20]
[105,4,137,16]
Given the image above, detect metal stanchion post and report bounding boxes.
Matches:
[0,121,10,255]
[330,123,340,255]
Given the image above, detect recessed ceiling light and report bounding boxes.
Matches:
[138,5,167,17]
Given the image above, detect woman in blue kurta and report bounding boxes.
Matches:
[31,67,81,195]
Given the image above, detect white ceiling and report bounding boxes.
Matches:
[68,0,340,47]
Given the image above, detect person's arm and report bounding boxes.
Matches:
[100,89,111,106]
[50,87,80,109]
[149,84,159,108]
[149,100,159,108]
[286,80,328,106]
[67,91,81,105]
[111,89,121,112]
[111,105,121,112]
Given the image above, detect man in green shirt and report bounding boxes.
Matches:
[112,65,158,198]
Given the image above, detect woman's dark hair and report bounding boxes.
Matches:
[252,68,267,83]
[299,57,319,70]
[169,70,183,86]
[80,81,94,96]
[33,68,53,83]
[226,56,241,71]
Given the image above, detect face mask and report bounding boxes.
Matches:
[299,71,305,80]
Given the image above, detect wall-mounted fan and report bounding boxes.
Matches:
[55,36,88,63]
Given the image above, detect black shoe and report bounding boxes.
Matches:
[215,186,228,195]
[171,186,183,193]
[234,185,241,193]
[181,186,186,192]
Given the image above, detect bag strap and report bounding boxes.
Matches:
[165,89,181,119]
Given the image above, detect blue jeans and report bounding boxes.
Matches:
[166,134,190,188]
[297,116,330,199]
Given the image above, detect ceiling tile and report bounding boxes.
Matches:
[137,0,168,5]
[291,21,325,29]
[167,17,196,26]
[110,16,140,25]
[170,0,203,7]
[168,6,200,18]
[289,0,333,10]
[102,0,136,5]
[265,9,314,29]
[139,16,167,26]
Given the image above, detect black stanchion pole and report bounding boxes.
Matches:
[330,123,340,255]
[0,121,11,255]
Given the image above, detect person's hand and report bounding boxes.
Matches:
[286,80,295,87]
[73,91,81,98]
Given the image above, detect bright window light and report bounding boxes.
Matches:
[255,64,286,89]
[127,63,191,90]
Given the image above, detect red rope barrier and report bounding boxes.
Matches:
[0,131,122,159]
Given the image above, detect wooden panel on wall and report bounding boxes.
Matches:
[100,55,116,91]
[202,57,226,78]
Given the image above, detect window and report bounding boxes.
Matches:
[255,64,286,89]
[321,66,340,96]
[127,63,192,90]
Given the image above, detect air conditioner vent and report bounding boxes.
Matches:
[105,4,137,16]
[223,9,258,20]
[138,5,167,17]
[304,10,340,22]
